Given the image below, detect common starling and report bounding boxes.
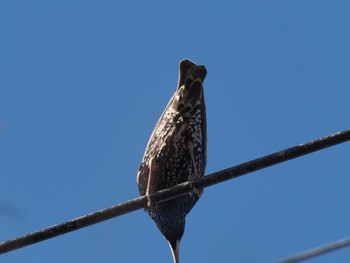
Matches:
[137,59,207,263]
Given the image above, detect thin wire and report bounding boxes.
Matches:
[277,238,350,263]
[0,129,350,254]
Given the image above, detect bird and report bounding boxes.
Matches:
[137,59,207,263]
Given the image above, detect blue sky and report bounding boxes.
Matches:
[1,1,350,262]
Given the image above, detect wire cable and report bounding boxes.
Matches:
[277,237,350,263]
[0,129,350,254]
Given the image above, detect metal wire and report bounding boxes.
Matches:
[277,238,350,263]
[0,129,350,255]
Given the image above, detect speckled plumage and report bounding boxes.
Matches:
[137,59,207,263]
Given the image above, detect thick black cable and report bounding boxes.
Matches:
[0,129,349,254]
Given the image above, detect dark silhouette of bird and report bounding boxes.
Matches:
[137,59,207,263]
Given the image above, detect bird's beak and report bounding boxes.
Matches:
[168,239,180,263]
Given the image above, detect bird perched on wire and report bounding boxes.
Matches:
[137,59,207,263]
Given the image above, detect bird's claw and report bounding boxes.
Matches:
[189,176,203,198]
[144,192,152,211]
[147,194,152,207]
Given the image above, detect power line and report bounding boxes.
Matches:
[0,129,349,254]
[277,237,350,263]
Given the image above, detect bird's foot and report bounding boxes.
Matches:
[144,157,155,209]
[186,140,203,198]
[189,174,203,198]
[147,195,152,207]
[144,190,152,210]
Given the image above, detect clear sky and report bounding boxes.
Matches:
[1,1,350,262]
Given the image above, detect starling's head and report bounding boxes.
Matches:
[177,59,207,89]
[173,59,207,116]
